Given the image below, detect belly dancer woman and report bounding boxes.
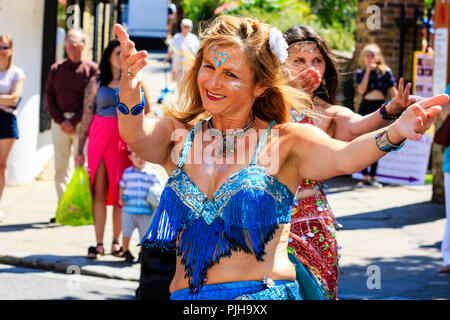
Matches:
[113,15,447,300]
[283,25,416,299]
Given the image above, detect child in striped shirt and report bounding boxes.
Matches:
[119,151,163,263]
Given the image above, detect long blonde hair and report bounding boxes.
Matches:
[0,34,13,69]
[163,15,312,124]
[359,43,390,75]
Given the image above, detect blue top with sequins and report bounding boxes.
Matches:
[138,120,295,292]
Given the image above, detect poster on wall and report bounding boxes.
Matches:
[352,134,433,186]
[432,28,449,95]
[413,52,434,98]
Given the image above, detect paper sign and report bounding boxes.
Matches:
[433,28,449,95]
[413,52,434,98]
[352,134,433,185]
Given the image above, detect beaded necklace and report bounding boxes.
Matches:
[207,116,256,158]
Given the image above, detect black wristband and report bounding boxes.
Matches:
[380,100,402,120]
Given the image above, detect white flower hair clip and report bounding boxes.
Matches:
[269,27,288,64]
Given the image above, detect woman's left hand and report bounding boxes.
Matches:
[114,24,148,99]
[386,78,414,115]
[388,94,449,142]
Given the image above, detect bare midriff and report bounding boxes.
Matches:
[169,223,296,293]
[364,89,386,101]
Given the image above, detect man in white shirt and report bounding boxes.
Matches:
[166,18,200,82]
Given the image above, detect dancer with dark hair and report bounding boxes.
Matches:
[284,25,417,299]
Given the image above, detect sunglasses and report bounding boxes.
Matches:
[0,46,10,50]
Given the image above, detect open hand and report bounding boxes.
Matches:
[114,24,149,102]
[285,66,322,95]
[390,94,449,141]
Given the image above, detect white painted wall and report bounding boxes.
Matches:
[0,0,53,185]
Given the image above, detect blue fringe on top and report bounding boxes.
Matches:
[138,166,294,293]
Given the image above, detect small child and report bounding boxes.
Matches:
[119,151,163,263]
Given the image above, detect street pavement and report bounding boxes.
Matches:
[326,178,450,300]
[0,51,449,300]
[0,263,137,300]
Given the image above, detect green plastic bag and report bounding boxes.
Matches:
[56,167,93,226]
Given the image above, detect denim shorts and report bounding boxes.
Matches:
[0,110,19,139]
[170,278,302,300]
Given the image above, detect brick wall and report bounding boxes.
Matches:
[354,0,445,204]
[354,0,424,97]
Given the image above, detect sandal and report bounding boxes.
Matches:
[122,250,135,263]
[87,243,104,259]
[111,239,123,257]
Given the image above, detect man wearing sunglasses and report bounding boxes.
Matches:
[45,29,99,223]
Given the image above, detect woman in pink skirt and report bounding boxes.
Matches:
[75,39,152,259]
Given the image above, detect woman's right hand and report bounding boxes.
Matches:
[387,94,449,143]
[113,24,149,103]
[366,62,378,71]
[75,153,85,168]
[284,66,322,95]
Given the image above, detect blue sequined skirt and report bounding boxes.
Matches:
[170,279,302,300]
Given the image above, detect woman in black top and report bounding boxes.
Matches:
[355,43,398,188]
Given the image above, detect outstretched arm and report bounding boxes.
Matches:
[293,94,448,182]
[114,24,178,167]
[333,78,415,141]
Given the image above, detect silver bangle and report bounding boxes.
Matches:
[375,129,406,152]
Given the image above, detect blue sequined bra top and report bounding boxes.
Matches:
[138,120,295,292]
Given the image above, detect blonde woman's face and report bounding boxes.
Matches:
[363,49,379,66]
[0,39,12,60]
[197,45,264,116]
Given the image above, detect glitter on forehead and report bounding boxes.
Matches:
[290,41,317,53]
[213,46,231,67]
